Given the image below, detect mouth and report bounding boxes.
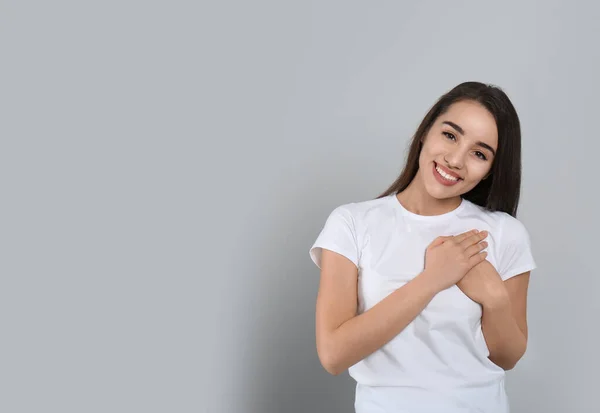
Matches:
[433,162,463,186]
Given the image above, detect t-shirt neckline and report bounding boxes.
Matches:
[390,193,466,221]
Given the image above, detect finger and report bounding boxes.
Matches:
[460,230,488,248]
[428,235,453,249]
[468,251,488,267]
[453,229,479,244]
[465,240,488,257]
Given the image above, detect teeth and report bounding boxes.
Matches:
[436,165,459,181]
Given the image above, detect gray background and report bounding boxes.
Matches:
[2,1,598,412]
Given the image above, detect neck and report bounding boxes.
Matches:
[396,175,462,216]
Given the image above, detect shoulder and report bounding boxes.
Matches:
[331,195,396,227]
[499,213,533,246]
[310,196,394,269]
[460,199,532,244]
[459,198,506,227]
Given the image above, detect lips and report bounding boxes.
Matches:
[433,162,462,186]
[435,162,462,179]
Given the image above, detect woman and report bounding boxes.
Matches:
[309,81,536,413]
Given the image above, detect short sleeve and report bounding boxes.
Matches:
[309,206,359,270]
[497,214,537,281]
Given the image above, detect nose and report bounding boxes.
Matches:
[443,149,466,169]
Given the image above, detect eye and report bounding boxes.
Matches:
[442,131,456,141]
[474,151,487,161]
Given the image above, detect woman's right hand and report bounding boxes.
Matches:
[422,229,489,292]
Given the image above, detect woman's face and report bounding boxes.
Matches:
[418,100,499,200]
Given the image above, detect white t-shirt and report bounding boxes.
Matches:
[309,193,537,413]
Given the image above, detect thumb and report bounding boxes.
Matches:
[428,236,452,249]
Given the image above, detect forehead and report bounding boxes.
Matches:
[438,100,498,147]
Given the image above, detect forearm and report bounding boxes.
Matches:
[481,293,527,370]
[325,272,438,375]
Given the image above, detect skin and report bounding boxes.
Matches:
[397,99,498,216]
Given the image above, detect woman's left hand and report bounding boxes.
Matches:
[456,259,507,306]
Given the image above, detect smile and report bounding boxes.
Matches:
[433,162,462,186]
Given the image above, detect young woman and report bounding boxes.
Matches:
[309,81,536,413]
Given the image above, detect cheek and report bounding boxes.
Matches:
[467,163,492,181]
[417,150,428,168]
[419,141,441,162]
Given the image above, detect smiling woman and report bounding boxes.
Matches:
[416,100,499,203]
[309,81,536,413]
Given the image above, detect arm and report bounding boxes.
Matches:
[315,249,438,375]
[480,271,530,370]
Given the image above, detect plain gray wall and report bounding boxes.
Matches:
[2,1,598,412]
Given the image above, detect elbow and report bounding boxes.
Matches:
[504,342,528,370]
[501,360,518,371]
[317,328,350,376]
[489,355,517,371]
[318,349,343,376]
[323,362,342,376]
[503,350,526,371]
[317,338,346,376]
[490,340,527,371]
[490,348,526,371]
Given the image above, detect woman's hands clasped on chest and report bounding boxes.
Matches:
[421,229,489,293]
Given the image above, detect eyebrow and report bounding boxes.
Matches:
[442,121,497,157]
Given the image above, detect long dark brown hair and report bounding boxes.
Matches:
[376,81,523,217]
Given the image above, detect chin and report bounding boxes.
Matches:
[424,182,459,200]
[429,183,478,200]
